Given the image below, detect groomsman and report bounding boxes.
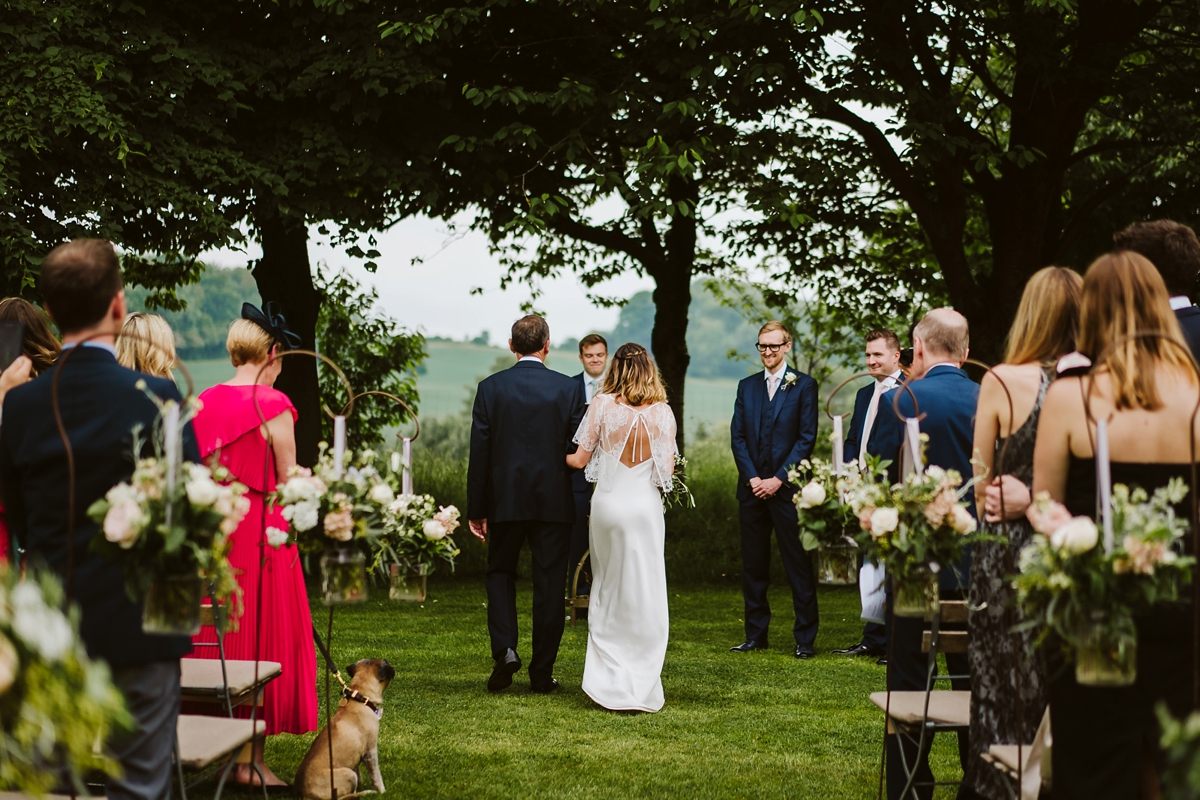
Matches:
[832,329,902,662]
[1113,219,1200,359]
[867,309,977,800]
[568,334,609,605]
[729,321,820,658]
[0,240,198,800]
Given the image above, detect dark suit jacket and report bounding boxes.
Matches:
[1176,306,1200,363]
[730,367,819,503]
[844,376,905,464]
[570,372,595,494]
[468,359,586,524]
[0,346,198,667]
[866,364,979,590]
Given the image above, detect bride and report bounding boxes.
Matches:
[566,343,676,713]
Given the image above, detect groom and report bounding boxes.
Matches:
[468,314,586,693]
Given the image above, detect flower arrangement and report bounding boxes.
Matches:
[377,494,461,577]
[789,456,855,551]
[662,454,695,509]
[0,564,130,794]
[1013,480,1194,684]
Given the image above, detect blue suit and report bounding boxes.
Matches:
[730,367,820,647]
[568,372,596,597]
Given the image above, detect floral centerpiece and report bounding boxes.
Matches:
[89,405,248,635]
[843,464,978,616]
[788,455,868,585]
[377,494,461,601]
[1013,480,1194,686]
[0,564,129,794]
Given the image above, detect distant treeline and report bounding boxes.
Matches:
[125,266,260,361]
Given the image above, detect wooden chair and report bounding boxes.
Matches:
[565,550,591,626]
[174,715,266,800]
[982,707,1052,800]
[181,602,281,716]
[870,599,972,799]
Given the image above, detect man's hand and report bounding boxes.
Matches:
[469,518,488,542]
[984,475,1032,523]
[752,476,783,499]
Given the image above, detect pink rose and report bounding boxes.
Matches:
[104,502,146,549]
[1026,496,1074,536]
[857,506,876,532]
[1115,536,1170,575]
[323,510,355,542]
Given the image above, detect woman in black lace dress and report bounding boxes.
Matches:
[962,267,1082,799]
[1033,251,1197,799]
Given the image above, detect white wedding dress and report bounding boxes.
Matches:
[573,394,676,713]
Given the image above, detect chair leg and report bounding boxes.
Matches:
[174,737,188,800]
[211,752,239,800]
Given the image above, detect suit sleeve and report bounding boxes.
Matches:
[774,376,818,482]
[843,391,864,464]
[466,384,490,520]
[566,381,586,454]
[867,388,904,483]
[730,381,755,483]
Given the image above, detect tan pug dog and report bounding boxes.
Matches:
[296,658,395,800]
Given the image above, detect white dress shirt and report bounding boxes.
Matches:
[518,355,543,363]
[763,363,787,401]
[1170,295,1193,311]
[859,370,902,465]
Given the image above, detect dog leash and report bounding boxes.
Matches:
[312,622,383,718]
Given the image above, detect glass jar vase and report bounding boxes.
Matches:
[320,546,368,605]
[389,563,429,602]
[1075,610,1137,687]
[892,567,938,618]
[816,544,858,586]
[142,572,202,635]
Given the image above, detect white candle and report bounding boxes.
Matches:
[333,416,346,479]
[905,417,924,477]
[402,438,413,496]
[832,415,844,476]
[1096,418,1114,553]
[390,451,401,473]
[164,402,181,489]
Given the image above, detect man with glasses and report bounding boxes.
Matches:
[729,321,820,658]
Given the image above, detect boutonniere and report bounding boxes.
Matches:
[781,371,799,391]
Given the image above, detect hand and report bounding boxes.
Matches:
[753,477,783,499]
[0,356,32,403]
[983,475,1032,523]
[469,518,488,542]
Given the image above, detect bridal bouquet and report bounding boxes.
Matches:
[0,564,129,794]
[662,454,695,509]
[1013,480,1193,685]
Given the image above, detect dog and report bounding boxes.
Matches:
[296,658,395,800]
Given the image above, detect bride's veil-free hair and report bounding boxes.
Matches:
[601,343,668,406]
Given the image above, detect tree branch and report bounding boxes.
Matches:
[544,213,657,267]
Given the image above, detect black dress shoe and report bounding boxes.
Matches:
[876,656,888,666]
[832,641,885,657]
[730,640,768,652]
[487,648,522,692]
[530,678,561,694]
[794,645,816,659]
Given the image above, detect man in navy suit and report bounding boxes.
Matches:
[832,329,903,661]
[1113,220,1200,360]
[867,308,977,800]
[0,240,198,800]
[567,333,608,606]
[729,321,820,658]
[468,315,586,694]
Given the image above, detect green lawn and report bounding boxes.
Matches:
[206,581,964,799]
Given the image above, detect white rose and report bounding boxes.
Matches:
[949,505,976,534]
[185,476,221,507]
[0,633,17,695]
[369,483,395,505]
[798,482,827,509]
[293,501,319,533]
[870,507,899,535]
[423,519,448,540]
[1050,517,1099,555]
[105,482,140,508]
[104,501,146,548]
[10,583,73,662]
[266,527,290,548]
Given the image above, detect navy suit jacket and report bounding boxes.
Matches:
[570,372,596,495]
[866,364,979,591]
[1176,306,1200,363]
[0,347,198,668]
[730,367,819,503]
[843,381,875,465]
[467,360,586,524]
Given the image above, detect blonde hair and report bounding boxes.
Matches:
[601,343,668,406]
[116,313,176,378]
[758,320,792,343]
[1004,267,1083,365]
[226,318,275,367]
[1079,251,1196,410]
[913,308,969,359]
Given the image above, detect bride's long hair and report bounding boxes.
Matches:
[601,343,668,406]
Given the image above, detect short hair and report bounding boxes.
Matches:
[39,239,123,334]
[865,329,901,352]
[912,308,969,360]
[511,314,550,356]
[1113,220,1200,298]
[579,333,608,354]
[116,312,177,379]
[758,320,792,343]
[0,297,60,375]
[226,318,275,367]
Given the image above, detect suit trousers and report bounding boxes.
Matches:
[567,484,594,597]
[106,660,182,800]
[486,520,572,683]
[885,592,970,800]
[738,494,819,647]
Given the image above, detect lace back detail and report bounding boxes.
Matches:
[572,394,678,491]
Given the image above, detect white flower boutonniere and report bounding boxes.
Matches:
[781,371,799,391]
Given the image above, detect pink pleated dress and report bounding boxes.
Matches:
[190,384,318,736]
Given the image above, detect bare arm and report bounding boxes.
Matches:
[264,411,297,485]
[1031,379,1077,503]
[566,446,594,471]
[972,371,1001,513]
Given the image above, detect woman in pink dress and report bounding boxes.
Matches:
[191,304,316,787]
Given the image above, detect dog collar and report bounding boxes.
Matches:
[343,687,383,718]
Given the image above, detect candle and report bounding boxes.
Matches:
[904,417,924,477]
[1096,418,1114,553]
[390,451,401,473]
[401,438,413,496]
[164,402,181,530]
[832,415,844,476]
[333,416,346,479]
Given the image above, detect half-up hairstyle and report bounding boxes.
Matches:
[601,343,668,406]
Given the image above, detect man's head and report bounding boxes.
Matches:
[509,314,550,359]
[40,239,125,337]
[1113,220,1200,299]
[756,320,792,372]
[911,308,969,378]
[578,333,608,379]
[864,329,902,380]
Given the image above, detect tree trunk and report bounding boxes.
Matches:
[649,266,692,453]
[253,211,322,467]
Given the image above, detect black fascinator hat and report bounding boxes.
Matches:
[241,302,302,350]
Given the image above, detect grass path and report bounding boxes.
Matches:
[242,581,961,799]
